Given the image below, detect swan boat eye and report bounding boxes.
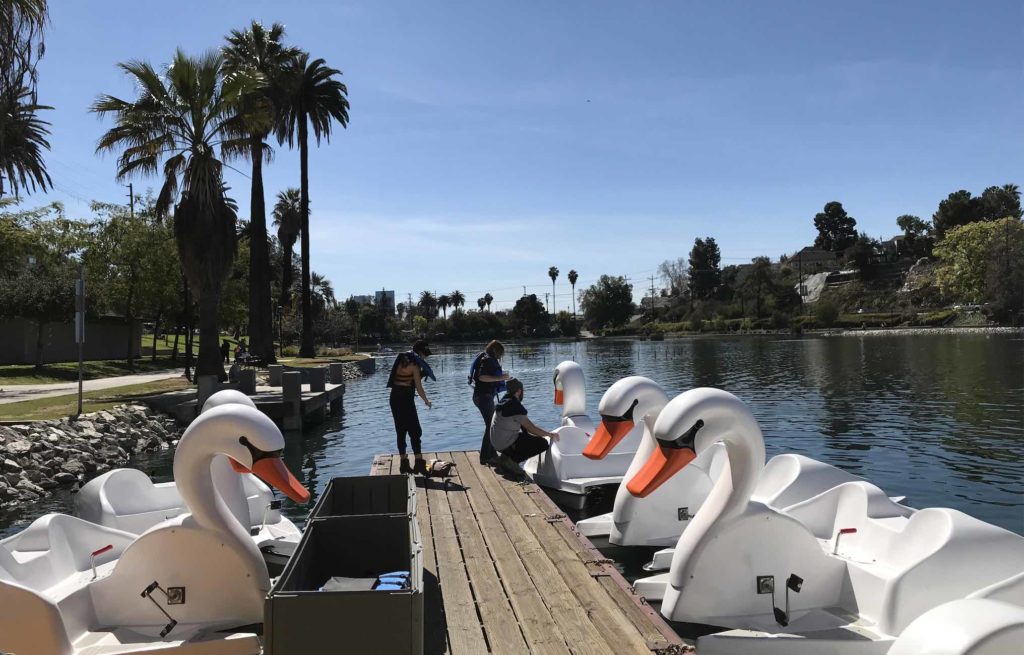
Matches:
[601,398,639,424]
[656,419,705,450]
[238,436,283,462]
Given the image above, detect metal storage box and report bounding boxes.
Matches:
[265,514,423,654]
[308,474,416,519]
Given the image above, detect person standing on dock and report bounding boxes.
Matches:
[489,378,559,477]
[470,340,511,465]
[387,340,434,475]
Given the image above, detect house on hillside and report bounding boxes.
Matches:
[790,247,838,273]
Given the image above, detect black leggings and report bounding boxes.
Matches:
[503,430,551,463]
[389,386,422,456]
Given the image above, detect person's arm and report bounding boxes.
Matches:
[477,357,510,382]
[413,367,432,408]
[521,416,558,440]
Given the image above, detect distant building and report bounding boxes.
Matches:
[375,289,396,315]
[350,294,373,306]
[791,247,838,273]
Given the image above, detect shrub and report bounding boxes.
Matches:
[815,300,840,327]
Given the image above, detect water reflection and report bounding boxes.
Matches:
[1,333,1021,539]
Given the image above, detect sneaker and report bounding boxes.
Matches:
[412,458,428,476]
[497,454,523,478]
[399,458,411,475]
[483,454,502,467]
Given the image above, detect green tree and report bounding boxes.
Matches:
[0,263,75,367]
[580,275,634,329]
[272,187,301,308]
[417,290,437,318]
[437,294,451,319]
[844,233,880,279]
[223,21,300,364]
[483,292,493,311]
[93,50,246,380]
[510,294,548,336]
[896,214,932,257]
[658,257,687,296]
[932,190,981,239]
[813,201,857,252]
[275,52,350,357]
[476,296,485,311]
[979,184,1022,222]
[934,217,1024,321]
[739,256,773,317]
[814,298,840,328]
[86,201,179,369]
[687,237,721,300]
[548,266,559,314]
[450,289,465,313]
[0,0,51,199]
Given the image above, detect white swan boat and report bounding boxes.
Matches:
[625,387,1024,654]
[576,377,886,575]
[0,403,310,654]
[75,390,301,552]
[523,361,644,499]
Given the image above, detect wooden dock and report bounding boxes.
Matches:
[371,451,690,655]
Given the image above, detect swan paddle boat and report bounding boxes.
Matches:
[575,376,726,548]
[626,387,1024,654]
[0,403,310,654]
[523,361,644,500]
[575,378,882,574]
[75,390,302,552]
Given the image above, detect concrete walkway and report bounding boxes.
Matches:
[0,369,185,405]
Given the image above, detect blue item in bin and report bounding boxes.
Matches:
[378,571,411,580]
[373,570,411,590]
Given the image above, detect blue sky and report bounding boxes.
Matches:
[27,0,1024,310]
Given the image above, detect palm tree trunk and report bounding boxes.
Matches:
[196,285,226,380]
[299,114,314,358]
[152,308,161,362]
[248,137,276,363]
[281,244,294,308]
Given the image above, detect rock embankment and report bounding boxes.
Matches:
[0,405,182,509]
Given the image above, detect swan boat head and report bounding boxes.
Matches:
[552,360,586,417]
[583,376,669,460]
[627,387,765,513]
[202,388,256,413]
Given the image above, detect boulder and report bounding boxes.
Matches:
[6,440,31,456]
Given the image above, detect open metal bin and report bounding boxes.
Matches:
[265,513,424,654]
[308,474,416,520]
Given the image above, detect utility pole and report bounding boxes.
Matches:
[650,274,657,321]
[522,285,527,297]
[75,263,85,417]
[544,292,550,314]
[126,183,135,218]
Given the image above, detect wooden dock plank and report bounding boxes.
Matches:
[452,451,572,655]
[369,452,687,654]
[443,455,532,654]
[416,453,451,655]
[465,456,618,655]
[426,453,490,654]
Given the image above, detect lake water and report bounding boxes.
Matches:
[2,333,1021,539]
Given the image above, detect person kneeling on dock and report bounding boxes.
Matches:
[489,378,559,477]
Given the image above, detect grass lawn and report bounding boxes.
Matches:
[0,378,191,422]
[0,358,186,386]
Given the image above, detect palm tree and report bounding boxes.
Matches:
[418,290,436,318]
[568,269,578,324]
[275,52,350,358]
[438,294,451,320]
[310,270,335,318]
[450,289,465,313]
[477,297,486,311]
[484,292,493,312]
[223,21,299,363]
[94,50,246,379]
[548,266,559,314]
[0,86,51,198]
[272,187,301,308]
